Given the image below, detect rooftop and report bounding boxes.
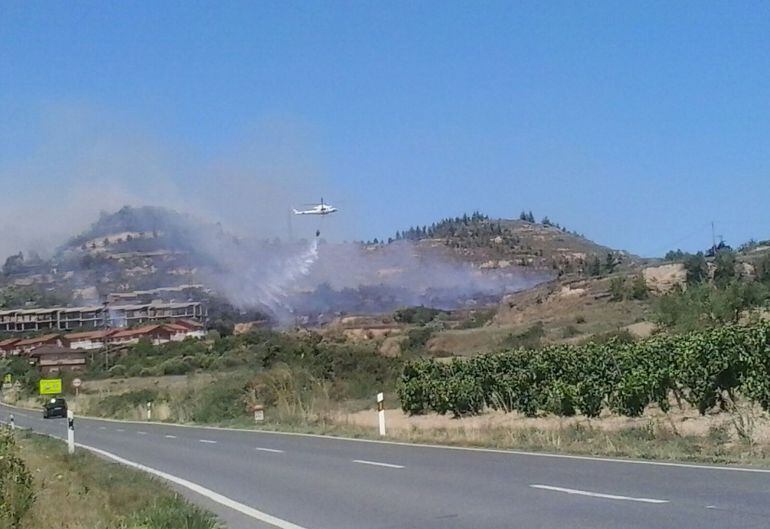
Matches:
[29,344,83,357]
[16,334,65,347]
[110,325,167,339]
[67,329,119,340]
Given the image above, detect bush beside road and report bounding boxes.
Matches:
[0,427,218,529]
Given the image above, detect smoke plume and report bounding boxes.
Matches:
[1,106,549,322]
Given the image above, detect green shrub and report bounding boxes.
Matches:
[402,327,434,355]
[126,364,143,378]
[630,274,649,300]
[397,322,770,419]
[132,495,217,529]
[108,364,127,377]
[456,309,496,329]
[0,428,35,528]
[190,379,248,423]
[501,322,545,349]
[562,325,581,338]
[139,367,160,377]
[158,357,191,376]
[96,389,158,417]
[609,277,626,302]
[393,306,448,325]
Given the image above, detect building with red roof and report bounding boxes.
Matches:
[15,334,69,355]
[0,338,21,358]
[28,345,87,375]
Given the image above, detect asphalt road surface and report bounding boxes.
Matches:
[2,402,769,529]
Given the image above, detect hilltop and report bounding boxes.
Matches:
[0,206,633,321]
[5,205,768,347]
[388,212,636,275]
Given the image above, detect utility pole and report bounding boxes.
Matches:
[711,221,717,254]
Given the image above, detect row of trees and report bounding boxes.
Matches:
[518,211,566,231]
[393,211,491,242]
[397,322,770,418]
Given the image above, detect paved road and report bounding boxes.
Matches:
[2,403,769,529]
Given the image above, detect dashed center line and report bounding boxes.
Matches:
[98,426,107,430]
[255,447,284,453]
[352,459,404,469]
[116,428,125,432]
[199,439,217,444]
[137,431,148,435]
[164,435,177,439]
[530,485,669,504]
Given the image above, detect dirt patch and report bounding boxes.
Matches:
[493,277,651,344]
[427,327,512,356]
[625,321,657,338]
[343,327,399,341]
[379,335,405,357]
[643,263,686,293]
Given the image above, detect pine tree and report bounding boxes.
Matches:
[604,252,617,274]
[588,256,602,276]
[527,211,535,223]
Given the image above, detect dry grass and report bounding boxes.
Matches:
[14,430,218,529]
[251,403,770,467]
[427,326,514,356]
[250,414,769,467]
[491,277,651,342]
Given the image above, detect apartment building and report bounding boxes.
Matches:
[0,301,206,333]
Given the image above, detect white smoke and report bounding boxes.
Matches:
[206,238,321,320]
[191,227,548,324]
[0,106,550,322]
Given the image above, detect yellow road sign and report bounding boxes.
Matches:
[39,379,62,395]
[3,373,11,384]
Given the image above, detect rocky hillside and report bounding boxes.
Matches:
[391,213,638,276]
[0,206,661,332]
[0,206,217,307]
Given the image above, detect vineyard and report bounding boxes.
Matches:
[397,323,770,418]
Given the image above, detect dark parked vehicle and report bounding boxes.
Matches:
[43,397,67,419]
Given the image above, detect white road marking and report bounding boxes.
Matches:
[255,447,284,453]
[352,459,404,469]
[116,428,125,432]
[199,439,217,444]
[75,442,309,529]
[99,426,106,430]
[164,435,177,439]
[137,431,148,435]
[530,485,669,504]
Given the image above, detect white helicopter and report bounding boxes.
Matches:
[292,199,338,216]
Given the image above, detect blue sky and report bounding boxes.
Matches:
[1,1,769,257]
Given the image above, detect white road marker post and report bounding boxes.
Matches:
[377,392,386,436]
[9,413,14,430]
[147,401,152,421]
[67,410,75,455]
